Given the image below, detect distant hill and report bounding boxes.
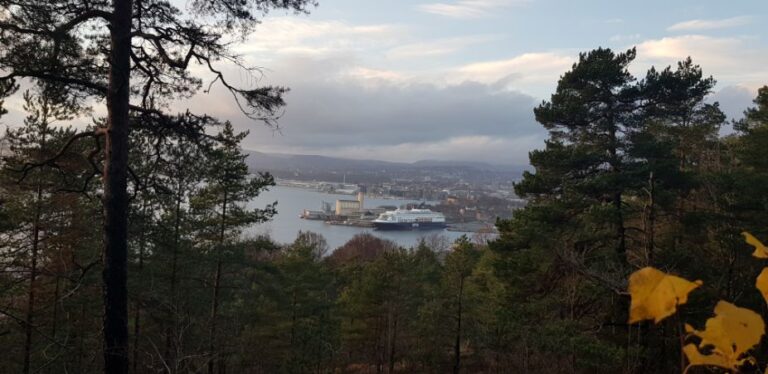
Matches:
[244,150,528,184]
[410,159,517,172]
[244,151,401,171]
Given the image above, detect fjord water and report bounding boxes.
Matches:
[245,185,467,249]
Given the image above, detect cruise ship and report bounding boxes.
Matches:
[372,209,447,230]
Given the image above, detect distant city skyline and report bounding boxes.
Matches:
[3,0,767,165]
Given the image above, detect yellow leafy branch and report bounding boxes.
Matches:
[628,267,701,324]
[683,301,764,373]
[627,232,768,373]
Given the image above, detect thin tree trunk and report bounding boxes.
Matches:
[133,200,148,374]
[290,291,297,346]
[453,277,465,374]
[103,0,133,372]
[645,172,656,265]
[209,256,223,374]
[23,164,45,374]
[51,275,60,337]
[208,189,227,374]
[615,192,626,254]
[607,120,626,256]
[387,311,398,374]
[166,192,182,372]
[375,316,384,374]
[132,304,142,374]
[78,303,86,371]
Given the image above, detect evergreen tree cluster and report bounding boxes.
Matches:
[493,49,768,373]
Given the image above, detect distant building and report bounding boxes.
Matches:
[335,200,360,215]
[356,191,364,210]
[335,190,366,216]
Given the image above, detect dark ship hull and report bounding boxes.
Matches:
[373,221,447,231]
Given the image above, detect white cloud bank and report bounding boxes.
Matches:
[667,16,752,32]
[176,16,768,164]
[417,0,530,19]
[386,35,499,59]
[634,34,768,91]
[234,17,402,58]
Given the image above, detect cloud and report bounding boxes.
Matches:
[235,17,402,58]
[344,67,410,84]
[237,18,574,98]
[609,33,642,43]
[179,18,575,164]
[386,35,499,59]
[417,0,529,19]
[447,52,574,97]
[187,30,767,166]
[710,85,758,120]
[667,16,751,31]
[634,35,768,90]
[182,54,544,164]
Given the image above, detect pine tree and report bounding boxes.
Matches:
[1,84,99,373]
[0,1,315,370]
[190,122,275,373]
[734,86,768,169]
[443,236,481,374]
[494,49,730,372]
[529,48,641,256]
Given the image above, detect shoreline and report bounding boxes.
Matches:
[269,182,499,235]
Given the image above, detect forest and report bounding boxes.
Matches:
[1,1,768,373]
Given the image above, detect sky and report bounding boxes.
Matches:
[5,0,768,165]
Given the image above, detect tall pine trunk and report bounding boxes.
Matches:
[103,0,133,372]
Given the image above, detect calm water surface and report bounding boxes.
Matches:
[245,186,468,249]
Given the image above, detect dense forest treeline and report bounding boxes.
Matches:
[1,15,768,373]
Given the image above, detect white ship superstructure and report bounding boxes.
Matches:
[373,209,446,230]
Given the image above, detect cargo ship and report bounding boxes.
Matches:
[372,209,447,230]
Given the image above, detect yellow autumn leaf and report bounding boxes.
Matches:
[684,301,765,372]
[683,344,729,370]
[757,268,768,305]
[628,267,702,324]
[743,232,768,259]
